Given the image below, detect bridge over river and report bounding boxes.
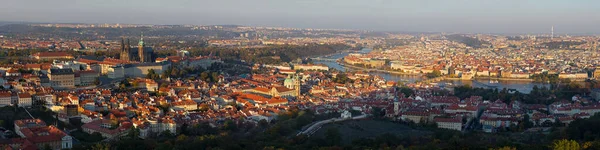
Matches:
[310,57,338,62]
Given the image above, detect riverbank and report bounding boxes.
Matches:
[311,48,551,93]
[338,62,546,82]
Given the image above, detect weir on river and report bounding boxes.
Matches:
[471,80,498,88]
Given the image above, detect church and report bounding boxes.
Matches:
[120,34,155,63]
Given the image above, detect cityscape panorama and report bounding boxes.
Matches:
[1,0,600,150]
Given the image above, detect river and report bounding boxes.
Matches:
[312,48,550,93]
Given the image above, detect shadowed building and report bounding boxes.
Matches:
[120,38,131,61]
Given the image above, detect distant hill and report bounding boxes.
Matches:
[541,41,586,50]
[445,34,490,48]
[0,21,31,27]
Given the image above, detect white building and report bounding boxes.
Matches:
[76,70,99,86]
[341,110,352,119]
[0,92,12,107]
[17,93,32,107]
[434,117,462,131]
[293,64,329,71]
[123,62,170,78]
[146,118,177,135]
[108,65,125,79]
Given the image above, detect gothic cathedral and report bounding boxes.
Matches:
[119,34,154,62]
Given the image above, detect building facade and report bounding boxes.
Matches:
[17,93,32,107]
[49,69,75,89]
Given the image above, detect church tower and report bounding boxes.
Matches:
[120,38,130,61]
[138,33,145,62]
[284,74,301,97]
[294,75,301,97]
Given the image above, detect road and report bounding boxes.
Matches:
[297,114,369,137]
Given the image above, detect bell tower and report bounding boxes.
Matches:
[138,33,145,62]
[294,75,301,97]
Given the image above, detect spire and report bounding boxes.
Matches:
[139,32,145,46]
[551,26,554,39]
[121,38,125,51]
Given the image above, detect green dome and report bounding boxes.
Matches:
[138,33,145,46]
[284,78,293,84]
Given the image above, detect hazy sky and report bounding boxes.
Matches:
[1,0,599,34]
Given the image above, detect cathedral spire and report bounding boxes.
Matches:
[120,38,131,61]
[121,38,125,52]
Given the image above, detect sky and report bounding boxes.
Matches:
[1,0,599,34]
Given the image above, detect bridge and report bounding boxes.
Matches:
[297,114,369,137]
[417,76,447,84]
[311,57,338,62]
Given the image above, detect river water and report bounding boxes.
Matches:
[312,48,550,93]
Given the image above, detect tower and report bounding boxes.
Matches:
[284,74,301,97]
[126,39,131,52]
[551,26,554,39]
[120,38,125,53]
[294,75,301,97]
[120,38,130,61]
[138,33,145,62]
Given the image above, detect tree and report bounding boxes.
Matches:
[127,127,140,139]
[259,119,269,128]
[333,73,352,84]
[176,134,188,142]
[43,144,52,150]
[93,78,100,85]
[371,107,385,119]
[426,70,442,79]
[160,130,174,138]
[211,72,219,82]
[146,69,159,80]
[200,72,209,82]
[552,139,580,150]
[91,143,111,150]
[519,114,534,130]
[399,87,414,98]
[118,79,132,91]
[489,146,517,150]
[223,120,238,131]
[325,128,341,146]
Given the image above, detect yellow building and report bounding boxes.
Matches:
[33,52,74,60]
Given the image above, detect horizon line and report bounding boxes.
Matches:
[1,20,600,36]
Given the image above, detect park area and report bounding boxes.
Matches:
[311,119,432,145]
